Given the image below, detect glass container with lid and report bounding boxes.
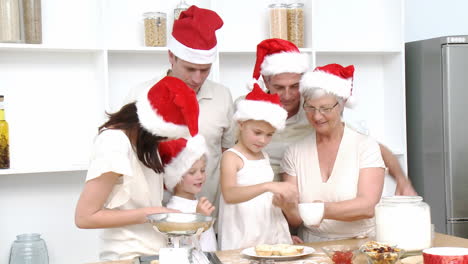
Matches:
[0,0,22,43]
[174,0,189,21]
[375,196,432,254]
[269,3,288,40]
[9,233,49,264]
[287,2,304,48]
[143,12,167,47]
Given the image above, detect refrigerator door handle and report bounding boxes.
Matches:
[447,218,468,223]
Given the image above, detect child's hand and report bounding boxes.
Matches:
[269,182,298,203]
[291,235,304,244]
[196,197,215,216]
[272,193,297,210]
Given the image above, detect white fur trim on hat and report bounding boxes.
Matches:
[300,70,352,99]
[234,100,288,130]
[261,52,309,76]
[136,93,191,139]
[168,35,217,64]
[164,135,208,193]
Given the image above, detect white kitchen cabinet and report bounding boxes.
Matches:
[0,0,407,175]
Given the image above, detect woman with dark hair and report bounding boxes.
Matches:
[75,76,200,260]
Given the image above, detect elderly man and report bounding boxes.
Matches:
[127,6,235,210]
[249,38,416,196]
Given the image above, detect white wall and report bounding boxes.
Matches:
[405,0,468,42]
[0,171,99,264]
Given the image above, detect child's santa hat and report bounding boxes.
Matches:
[250,38,309,88]
[158,135,208,193]
[136,76,199,139]
[234,84,288,130]
[168,5,223,64]
[300,63,356,108]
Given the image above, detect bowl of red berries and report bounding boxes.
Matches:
[321,245,359,264]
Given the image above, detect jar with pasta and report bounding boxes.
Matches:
[0,0,22,43]
[173,0,189,21]
[287,2,304,48]
[143,12,167,47]
[268,3,288,40]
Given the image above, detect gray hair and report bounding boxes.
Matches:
[302,87,345,106]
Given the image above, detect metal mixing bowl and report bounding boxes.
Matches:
[147,213,214,236]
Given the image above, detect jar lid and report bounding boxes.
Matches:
[268,3,288,8]
[143,12,167,19]
[381,196,423,203]
[288,3,304,8]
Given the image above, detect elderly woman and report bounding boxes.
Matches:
[277,63,386,242]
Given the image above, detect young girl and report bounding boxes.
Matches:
[218,85,298,250]
[74,76,200,260]
[158,135,217,251]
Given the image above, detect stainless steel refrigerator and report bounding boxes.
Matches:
[406,35,468,238]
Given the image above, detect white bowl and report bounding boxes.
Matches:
[298,202,324,226]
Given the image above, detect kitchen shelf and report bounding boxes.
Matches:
[0,0,407,175]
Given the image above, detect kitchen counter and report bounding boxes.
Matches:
[86,233,468,264]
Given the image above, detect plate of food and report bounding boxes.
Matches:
[241,244,315,259]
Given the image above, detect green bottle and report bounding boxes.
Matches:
[0,95,10,169]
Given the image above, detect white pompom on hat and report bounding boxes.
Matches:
[136,76,199,139]
[167,5,223,64]
[248,38,309,89]
[158,135,208,193]
[234,84,288,130]
[300,63,356,108]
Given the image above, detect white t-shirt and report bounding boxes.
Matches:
[86,129,167,260]
[166,196,217,252]
[280,125,385,241]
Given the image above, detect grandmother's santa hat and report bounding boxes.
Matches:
[168,5,223,64]
[158,135,208,193]
[136,76,199,139]
[250,38,309,88]
[234,84,288,130]
[300,63,356,108]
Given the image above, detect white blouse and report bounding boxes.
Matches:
[281,125,385,241]
[86,129,166,260]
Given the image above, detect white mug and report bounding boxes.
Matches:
[298,202,324,226]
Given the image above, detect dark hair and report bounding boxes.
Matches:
[99,103,165,173]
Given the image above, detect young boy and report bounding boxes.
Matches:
[158,135,217,251]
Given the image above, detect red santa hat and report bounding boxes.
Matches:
[158,135,208,193]
[136,76,199,139]
[168,5,223,64]
[250,38,309,87]
[234,84,288,130]
[300,63,356,107]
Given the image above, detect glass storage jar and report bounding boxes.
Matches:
[375,196,432,254]
[269,3,288,40]
[143,12,167,47]
[287,2,304,48]
[9,233,49,264]
[22,0,42,44]
[173,0,189,21]
[0,0,22,43]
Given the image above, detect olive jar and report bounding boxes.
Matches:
[375,196,432,254]
[143,12,167,47]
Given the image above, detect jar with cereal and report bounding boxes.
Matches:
[287,2,304,48]
[143,12,167,47]
[268,3,288,40]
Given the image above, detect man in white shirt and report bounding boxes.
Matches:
[250,38,416,196]
[126,6,235,212]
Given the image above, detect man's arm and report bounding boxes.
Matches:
[379,144,417,195]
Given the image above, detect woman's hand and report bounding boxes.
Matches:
[291,235,304,244]
[196,197,215,216]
